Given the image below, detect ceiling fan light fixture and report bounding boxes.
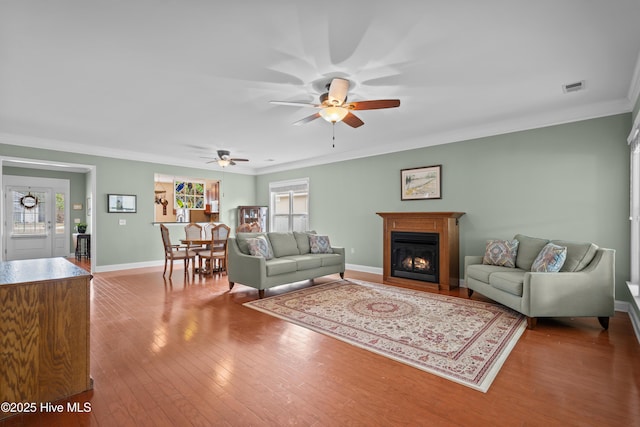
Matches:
[217,159,231,167]
[319,106,349,123]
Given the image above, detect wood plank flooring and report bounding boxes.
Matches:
[2,261,639,426]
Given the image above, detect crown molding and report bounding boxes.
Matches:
[1,96,633,177]
[255,98,633,175]
[0,133,256,175]
[627,51,640,112]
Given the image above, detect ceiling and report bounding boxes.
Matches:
[1,1,640,175]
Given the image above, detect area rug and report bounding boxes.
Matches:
[244,279,526,392]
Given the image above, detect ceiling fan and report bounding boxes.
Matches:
[270,78,400,128]
[206,150,249,167]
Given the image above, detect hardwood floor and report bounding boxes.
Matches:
[2,261,639,426]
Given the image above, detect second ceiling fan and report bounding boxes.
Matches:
[270,78,400,128]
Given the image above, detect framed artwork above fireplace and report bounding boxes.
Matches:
[401,164,442,200]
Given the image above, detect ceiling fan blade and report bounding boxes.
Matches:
[347,99,401,110]
[293,112,321,126]
[342,112,364,128]
[230,158,249,162]
[270,101,321,108]
[328,78,349,105]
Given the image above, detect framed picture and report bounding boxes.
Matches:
[401,165,442,200]
[107,194,137,213]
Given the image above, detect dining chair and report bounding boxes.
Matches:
[160,224,196,279]
[202,222,215,240]
[198,224,231,276]
[184,223,205,255]
[249,222,262,232]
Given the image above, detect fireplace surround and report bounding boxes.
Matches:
[377,212,465,290]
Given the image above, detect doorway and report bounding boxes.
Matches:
[3,176,69,260]
[0,157,96,271]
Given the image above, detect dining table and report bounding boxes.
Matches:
[180,238,226,274]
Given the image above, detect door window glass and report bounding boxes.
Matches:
[11,190,47,235]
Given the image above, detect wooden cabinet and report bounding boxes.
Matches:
[0,258,92,420]
[238,206,268,232]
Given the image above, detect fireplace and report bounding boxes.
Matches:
[391,232,439,283]
[377,212,465,290]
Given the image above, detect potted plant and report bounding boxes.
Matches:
[76,223,87,233]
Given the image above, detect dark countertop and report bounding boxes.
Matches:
[0,257,91,286]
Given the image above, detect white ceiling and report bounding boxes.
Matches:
[1,1,640,175]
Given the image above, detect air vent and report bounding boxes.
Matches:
[563,80,585,93]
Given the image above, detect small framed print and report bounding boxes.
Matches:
[401,165,442,201]
[107,194,137,213]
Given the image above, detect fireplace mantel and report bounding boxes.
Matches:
[376,212,465,290]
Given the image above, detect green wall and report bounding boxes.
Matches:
[256,113,632,300]
[0,113,635,307]
[0,144,255,267]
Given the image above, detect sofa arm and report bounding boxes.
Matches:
[227,238,267,287]
[464,256,484,283]
[522,248,615,317]
[331,246,345,256]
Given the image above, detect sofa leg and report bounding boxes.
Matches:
[258,289,265,299]
[598,317,609,330]
[229,281,235,290]
[526,317,537,329]
[467,288,474,298]
[340,272,344,279]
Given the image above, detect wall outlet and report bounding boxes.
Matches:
[119,219,126,225]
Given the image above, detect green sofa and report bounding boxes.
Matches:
[465,234,615,329]
[227,231,345,298]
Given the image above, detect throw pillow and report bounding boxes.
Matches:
[482,239,519,268]
[309,234,333,254]
[247,235,273,259]
[531,243,567,272]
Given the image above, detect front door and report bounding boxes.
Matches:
[3,176,69,261]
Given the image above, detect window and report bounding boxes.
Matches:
[269,179,309,232]
[629,119,640,297]
[11,189,47,235]
[55,192,65,234]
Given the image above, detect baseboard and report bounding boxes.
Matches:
[345,263,383,275]
[617,300,640,344]
[95,260,164,273]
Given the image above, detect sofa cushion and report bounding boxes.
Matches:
[550,240,598,272]
[482,239,519,268]
[265,258,298,276]
[268,232,300,257]
[285,255,323,270]
[246,235,273,260]
[467,264,520,283]
[294,231,313,254]
[489,271,525,297]
[514,234,550,271]
[531,243,567,272]
[236,232,272,255]
[309,234,334,254]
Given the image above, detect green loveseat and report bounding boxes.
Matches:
[465,234,615,329]
[227,231,345,298]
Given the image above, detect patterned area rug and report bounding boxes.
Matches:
[244,279,526,392]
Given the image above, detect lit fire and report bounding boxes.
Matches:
[402,257,431,271]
